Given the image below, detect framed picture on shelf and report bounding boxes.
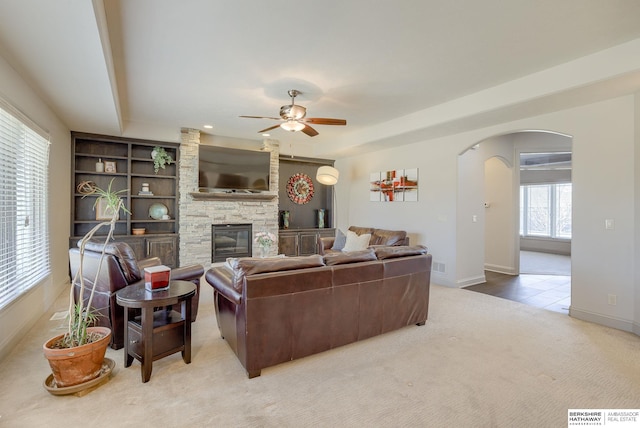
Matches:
[95,197,119,220]
[104,161,117,173]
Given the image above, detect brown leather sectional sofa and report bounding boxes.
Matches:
[205,245,432,378]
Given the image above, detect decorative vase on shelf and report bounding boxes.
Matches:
[258,246,268,258]
[317,209,326,228]
[280,211,290,229]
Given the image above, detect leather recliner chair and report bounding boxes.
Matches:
[69,240,204,350]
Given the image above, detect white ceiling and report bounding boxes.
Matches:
[0,0,639,158]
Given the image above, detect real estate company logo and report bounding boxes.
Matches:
[568,410,639,427]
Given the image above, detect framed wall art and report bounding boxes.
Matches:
[370,168,418,202]
[104,161,117,173]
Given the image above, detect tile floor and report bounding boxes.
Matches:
[465,251,571,314]
[464,252,571,314]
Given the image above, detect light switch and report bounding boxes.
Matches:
[605,219,614,230]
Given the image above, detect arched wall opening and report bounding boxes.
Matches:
[457,130,573,287]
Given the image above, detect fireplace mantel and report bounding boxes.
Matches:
[189,192,277,201]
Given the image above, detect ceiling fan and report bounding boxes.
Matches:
[240,89,346,137]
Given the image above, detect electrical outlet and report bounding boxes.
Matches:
[608,294,617,305]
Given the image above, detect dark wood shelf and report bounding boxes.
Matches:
[71,132,181,266]
[189,192,277,201]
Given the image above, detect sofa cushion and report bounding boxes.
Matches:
[226,254,285,271]
[348,226,407,246]
[342,231,371,252]
[371,229,407,246]
[331,229,347,251]
[231,255,325,291]
[324,248,376,266]
[348,226,375,236]
[375,245,428,260]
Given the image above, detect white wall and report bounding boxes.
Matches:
[456,144,486,286]
[0,55,71,360]
[336,95,638,333]
[336,140,459,286]
[484,156,515,274]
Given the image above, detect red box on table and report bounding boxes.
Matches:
[144,265,170,291]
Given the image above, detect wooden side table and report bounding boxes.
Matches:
[116,280,196,383]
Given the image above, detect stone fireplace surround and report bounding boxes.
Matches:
[178,129,280,268]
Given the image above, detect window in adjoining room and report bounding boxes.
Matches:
[520,183,572,239]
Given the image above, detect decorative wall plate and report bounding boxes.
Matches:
[287,173,314,204]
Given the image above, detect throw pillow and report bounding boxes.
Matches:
[342,230,371,252]
[331,229,347,251]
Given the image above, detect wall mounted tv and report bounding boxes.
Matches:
[198,145,270,193]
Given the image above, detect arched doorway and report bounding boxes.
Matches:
[460,130,572,314]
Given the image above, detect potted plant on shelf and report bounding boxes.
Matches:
[43,179,130,390]
[151,146,173,173]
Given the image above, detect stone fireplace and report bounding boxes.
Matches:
[178,129,280,267]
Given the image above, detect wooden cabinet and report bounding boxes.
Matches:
[278,229,335,256]
[119,236,178,268]
[278,232,298,257]
[145,236,178,266]
[70,132,180,267]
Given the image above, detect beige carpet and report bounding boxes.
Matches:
[1,282,639,427]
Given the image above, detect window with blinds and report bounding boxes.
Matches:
[0,101,50,310]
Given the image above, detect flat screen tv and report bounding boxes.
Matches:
[198,145,270,192]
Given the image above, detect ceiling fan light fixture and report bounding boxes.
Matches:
[280,120,305,132]
[241,89,346,136]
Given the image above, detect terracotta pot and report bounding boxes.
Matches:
[43,326,111,388]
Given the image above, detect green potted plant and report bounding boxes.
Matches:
[151,146,173,173]
[43,179,130,390]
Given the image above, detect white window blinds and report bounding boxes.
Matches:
[0,101,50,310]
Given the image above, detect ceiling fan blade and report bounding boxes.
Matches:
[302,124,319,137]
[258,124,282,133]
[240,115,282,120]
[303,117,347,126]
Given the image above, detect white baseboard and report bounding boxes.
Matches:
[484,263,516,275]
[457,274,486,288]
[570,306,636,334]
